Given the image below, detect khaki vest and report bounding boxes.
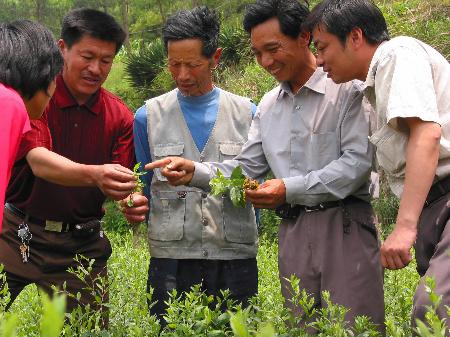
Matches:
[146,88,258,259]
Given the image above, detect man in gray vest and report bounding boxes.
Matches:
[146,0,385,334]
[133,6,258,324]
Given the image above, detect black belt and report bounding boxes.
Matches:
[425,175,450,207]
[275,196,361,219]
[4,203,74,232]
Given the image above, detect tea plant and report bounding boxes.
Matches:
[210,166,259,208]
[127,162,147,207]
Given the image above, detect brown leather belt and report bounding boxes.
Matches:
[425,175,450,207]
[4,203,74,232]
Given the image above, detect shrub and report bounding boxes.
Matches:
[124,38,167,97]
[219,26,253,67]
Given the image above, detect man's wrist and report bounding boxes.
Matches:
[190,162,211,189]
[85,165,101,187]
[394,215,418,232]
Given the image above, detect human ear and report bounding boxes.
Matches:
[212,48,222,69]
[348,27,364,49]
[298,31,311,46]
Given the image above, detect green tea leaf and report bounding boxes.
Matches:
[210,169,230,196]
[230,186,245,208]
[231,166,245,180]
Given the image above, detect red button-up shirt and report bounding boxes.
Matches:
[6,75,135,224]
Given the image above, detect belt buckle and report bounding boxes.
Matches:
[45,220,64,232]
[304,206,315,213]
[304,204,325,213]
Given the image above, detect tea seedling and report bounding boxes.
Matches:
[209,166,259,208]
[127,162,147,207]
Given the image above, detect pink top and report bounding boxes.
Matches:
[0,83,30,231]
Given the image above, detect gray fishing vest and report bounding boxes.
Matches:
[146,88,258,259]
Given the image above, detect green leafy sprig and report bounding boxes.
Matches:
[209,166,258,208]
[127,162,147,207]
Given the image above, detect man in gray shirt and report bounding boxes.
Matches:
[146,0,384,333]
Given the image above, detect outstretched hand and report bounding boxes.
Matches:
[95,164,136,201]
[145,157,195,186]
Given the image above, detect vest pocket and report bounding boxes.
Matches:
[219,142,243,161]
[222,197,257,244]
[153,144,185,181]
[149,191,186,241]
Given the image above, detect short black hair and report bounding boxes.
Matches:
[162,6,220,58]
[61,8,126,54]
[304,0,389,45]
[243,0,310,39]
[0,20,63,99]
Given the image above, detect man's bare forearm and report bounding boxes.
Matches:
[26,147,102,186]
[396,119,441,230]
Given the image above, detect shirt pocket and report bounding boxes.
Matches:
[218,142,243,162]
[369,125,407,177]
[306,131,339,172]
[149,190,186,241]
[153,143,184,181]
[222,198,258,244]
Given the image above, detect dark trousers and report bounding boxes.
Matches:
[147,257,258,323]
[413,194,450,336]
[0,207,111,314]
[278,200,385,335]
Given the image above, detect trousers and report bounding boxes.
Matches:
[413,193,450,336]
[278,199,385,335]
[147,257,258,324]
[0,207,111,315]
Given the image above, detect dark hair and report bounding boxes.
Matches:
[243,0,310,39]
[61,8,126,54]
[303,0,389,45]
[0,20,63,100]
[162,6,220,58]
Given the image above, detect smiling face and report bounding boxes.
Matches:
[250,18,306,86]
[312,25,360,83]
[59,35,116,104]
[167,39,220,97]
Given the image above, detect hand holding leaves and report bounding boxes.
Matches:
[127,163,147,207]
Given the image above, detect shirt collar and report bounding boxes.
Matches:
[364,40,388,90]
[54,74,102,115]
[278,67,327,99]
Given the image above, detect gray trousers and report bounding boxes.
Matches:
[278,200,385,335]
[413,194,450,336]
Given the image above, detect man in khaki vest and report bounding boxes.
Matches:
[133,6,258,325]
[146,0,385,334]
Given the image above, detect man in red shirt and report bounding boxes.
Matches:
[0,9,148,317]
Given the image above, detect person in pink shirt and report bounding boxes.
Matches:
[0,20,63,227]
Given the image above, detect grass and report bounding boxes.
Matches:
[4,228,424,336]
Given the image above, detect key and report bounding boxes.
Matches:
[18,224,32,242]
[19,244,28,263]
[17,223,32,264]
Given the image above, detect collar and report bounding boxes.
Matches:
[364,40,388,90]
[176,86,219,103]
[53,74,102,115]
[277,67,327,99]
